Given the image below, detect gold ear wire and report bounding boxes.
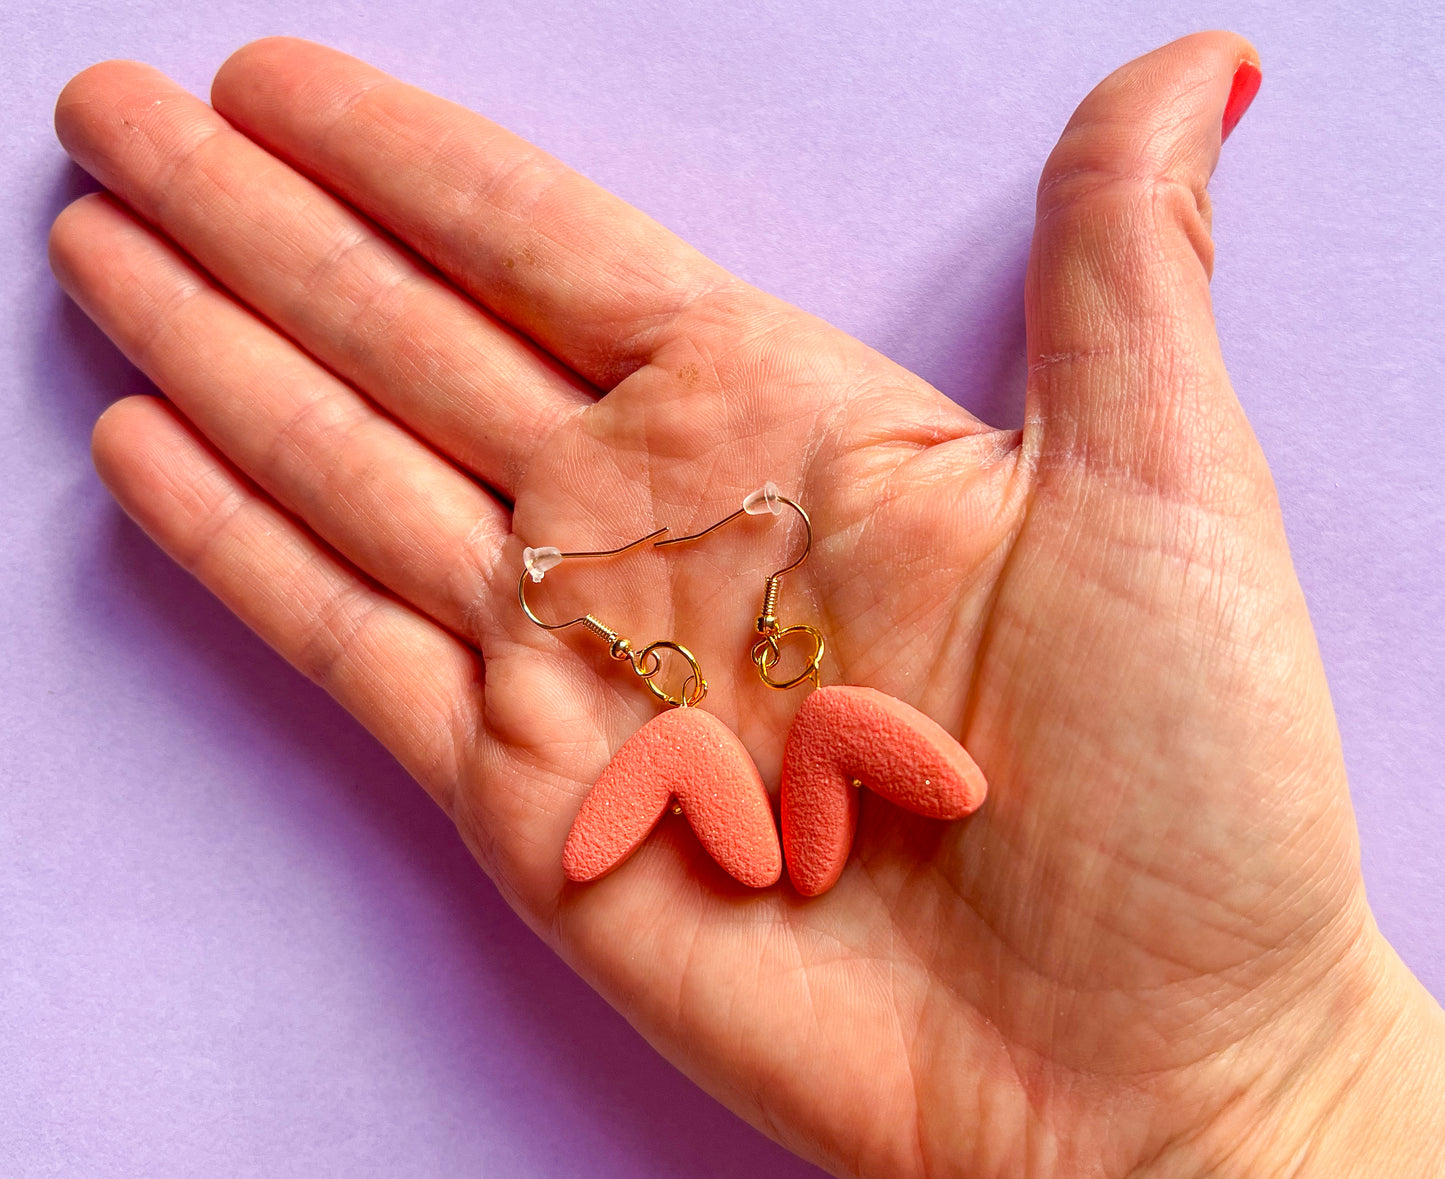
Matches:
[518,527,706,709]
[655,485,825,691]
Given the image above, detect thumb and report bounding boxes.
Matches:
[1024,32,1263,496]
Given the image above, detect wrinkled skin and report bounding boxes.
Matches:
[51,30,1445,1178]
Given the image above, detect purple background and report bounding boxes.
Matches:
[3,1,1441,1174]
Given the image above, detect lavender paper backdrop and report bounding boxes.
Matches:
[3,1,1441,1174]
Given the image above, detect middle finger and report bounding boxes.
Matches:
[54,59,592,498]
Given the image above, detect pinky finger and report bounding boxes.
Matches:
[93,394,480,811]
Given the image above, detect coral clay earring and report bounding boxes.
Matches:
[658,485,988,896]
[518,530,781,889]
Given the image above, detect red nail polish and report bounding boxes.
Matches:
[1221,60,1262,143]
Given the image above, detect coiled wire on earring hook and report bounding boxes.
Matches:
[517,527,706,708]
[654,483,825,691]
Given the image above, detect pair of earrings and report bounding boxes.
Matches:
[517,485,987,895]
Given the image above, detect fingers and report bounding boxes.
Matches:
[92,394,479,809]
[54,59,591,498]
[1024,32,1265,497]
[50,192,509,644]
[209,36,742,388]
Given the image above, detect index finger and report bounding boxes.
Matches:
[211,36,743,389]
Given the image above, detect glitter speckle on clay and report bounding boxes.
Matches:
[781,685,987,896]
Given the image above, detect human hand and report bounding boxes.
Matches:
[51,30,1445,1177]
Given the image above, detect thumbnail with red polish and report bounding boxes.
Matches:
[1222,60,1262,142]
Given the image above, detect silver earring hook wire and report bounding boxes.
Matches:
[517,527,669,631]
[654,494,813,579]
[653,489,822,691]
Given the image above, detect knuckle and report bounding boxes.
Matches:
[130,276,207,372]
[1037,169,1214,296]
[294,576,374,689]
[262,387,369,498]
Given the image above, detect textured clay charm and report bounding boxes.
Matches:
[563,707,782,888]
[781,685,987,896]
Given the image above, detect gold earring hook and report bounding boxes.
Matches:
[655,484,824,691]
[517,527,706,709]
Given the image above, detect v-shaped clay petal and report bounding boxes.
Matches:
[563,707,782,888]
[781,685,987,896]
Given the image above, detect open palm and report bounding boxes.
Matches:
[52,31,1442,1178]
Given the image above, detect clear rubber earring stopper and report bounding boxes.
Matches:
[742,482,782,516]
[523,546,564,582]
